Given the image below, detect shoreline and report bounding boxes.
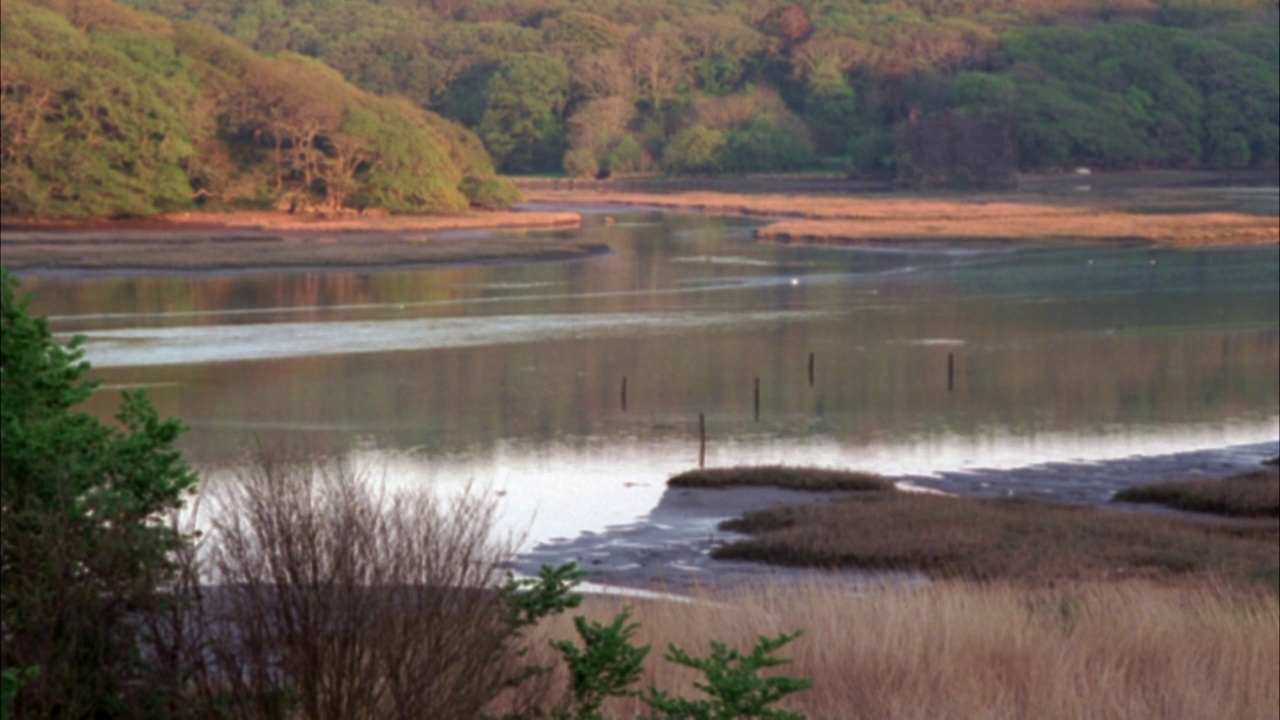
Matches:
[0,209,589,272]
[514,439,1280,593]
[521,188,1279,248]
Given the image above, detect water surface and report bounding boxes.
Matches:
[21,208,1280,548]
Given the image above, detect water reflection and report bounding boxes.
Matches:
[18,210,1280,545]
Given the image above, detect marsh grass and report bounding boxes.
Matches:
[669,465,892,492]
[714,492,1279,584]
[529,578,1280,719]
[1114,467,1280,517]
[522,189,1279,247]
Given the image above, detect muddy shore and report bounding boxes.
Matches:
[0,209,590,272]
[513,440,1280,592]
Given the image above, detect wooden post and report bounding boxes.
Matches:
[808,352,815,387]
[699,413,706,469]
[621,376,627,412]
[754,377,760,422]
[947,352,954,392]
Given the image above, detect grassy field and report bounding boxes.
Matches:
[523,189,1279,247]
[520,578,1280,719]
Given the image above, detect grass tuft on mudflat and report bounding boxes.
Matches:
[1113,467,1279,517]
[715,491,1278,585]
[668,465,892,492]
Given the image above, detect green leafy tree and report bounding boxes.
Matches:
[662,125,725,174]
[550,610,651,719]
[477,52,571,173]
[0,270,197,718]
[642,632,811,720]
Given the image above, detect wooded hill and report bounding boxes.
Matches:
[2,0,1277,218]
[113,0,1278,184]
[0,0,519,219]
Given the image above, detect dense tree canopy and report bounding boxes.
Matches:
[0,0,518,218]
[3,0,1277,207]
[108,0,1274,182]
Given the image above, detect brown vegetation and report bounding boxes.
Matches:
[1114,466,1280,517]
[0,210,594,271]
[714,491,1279,584]
[669,465,892,492]
[172,448,553,719]
[538,579,1280,719]
[524,189,1280,247]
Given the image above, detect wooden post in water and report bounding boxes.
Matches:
[754,377,760,422]
[947,352,954,392]
[621,376,628,412]
[698,413,706,468]
[808,352,815,387]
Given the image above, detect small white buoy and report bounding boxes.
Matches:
[1149,259,1157,265]
[790,278,800,286]
[1087,259,1094,266]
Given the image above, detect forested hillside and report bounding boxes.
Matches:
[0,0,519,218]
[114,0,1278,182]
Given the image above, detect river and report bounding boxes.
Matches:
[19,205,1280,568]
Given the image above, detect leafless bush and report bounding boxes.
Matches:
[185,446,540,720]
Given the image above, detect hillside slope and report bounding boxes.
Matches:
[0,0,519,219]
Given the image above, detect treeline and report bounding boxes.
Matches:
[115,0,1279,180]
[0,0,520,219]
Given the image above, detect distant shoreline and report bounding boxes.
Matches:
[521,187,1280,248]
[0,209,591,272]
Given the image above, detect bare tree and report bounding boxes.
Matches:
[189,447,541,720]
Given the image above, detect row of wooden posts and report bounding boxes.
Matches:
[619,352,957,468]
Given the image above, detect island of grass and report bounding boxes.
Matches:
[676,466,1279,588]
[668,465,892,492]
[1112,465,1280,518]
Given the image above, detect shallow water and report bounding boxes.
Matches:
[19,207,1280,552]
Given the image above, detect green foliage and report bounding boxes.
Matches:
[642,632,811,720]
[0,667,38,720]
[550,610,651,720]
[0,0,507,219]
[103,0,1278,177]
[0,269,197,717]
[663,126,725,174]
[721,117,815,173]
[505,562,588,630]
[478,52,571,173]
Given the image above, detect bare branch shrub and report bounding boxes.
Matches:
[193,446,538,719]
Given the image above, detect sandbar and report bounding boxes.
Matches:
[0,209,590,272]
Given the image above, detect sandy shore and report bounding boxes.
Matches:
[523,189,1279,248]
[0,209,589,271]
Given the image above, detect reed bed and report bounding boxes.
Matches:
[1115,467,1280,517]
[524,578,1280,719]
[714,492,1279,584]
[523,189,1279,247]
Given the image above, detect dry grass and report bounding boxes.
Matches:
[527,578,1280,719]
[523,189,1279,247]
[0,210,588,271]
[713,492,1279,584]
[669,465,892,492]
[1115,467,1280,517]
